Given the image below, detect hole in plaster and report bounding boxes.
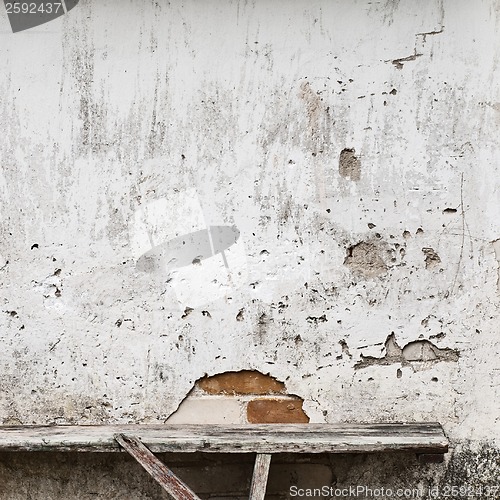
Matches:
[344,241,388,278]
[339,340,352,359]
[181,307,193,319]
[422,248,441,269]
[306,314,328,324]
[197,371,286,395]
[404,340,459,362]
[402,340,437,361]
[355,334,459,369]
[339,148,361,181]
[165,371,310,424]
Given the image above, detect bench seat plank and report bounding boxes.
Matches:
[0,423,448,454]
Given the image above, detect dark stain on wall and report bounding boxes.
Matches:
[355,333,459,369]
[344,241,388,278]
[339,148,361,181]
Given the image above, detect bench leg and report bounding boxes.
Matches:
[115,434,201,500]
[249,453,272,500]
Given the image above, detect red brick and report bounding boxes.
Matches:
[247,398,309,423]
[197,371,285,395]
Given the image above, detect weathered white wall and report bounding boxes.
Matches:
[0,0,499,496]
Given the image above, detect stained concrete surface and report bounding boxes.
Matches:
[0,0,499,497]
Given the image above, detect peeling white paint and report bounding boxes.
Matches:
[0,0,499,465]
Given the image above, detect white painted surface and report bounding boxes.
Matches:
[165,397,244,424]
[0,0,498,451]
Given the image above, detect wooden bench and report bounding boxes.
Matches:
[0,423,448,500]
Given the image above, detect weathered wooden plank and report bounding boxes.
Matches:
[0,423,448,454]
[115,434,201,500]
[249,453,272,500]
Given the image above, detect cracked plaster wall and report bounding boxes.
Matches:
[0,0,499,496]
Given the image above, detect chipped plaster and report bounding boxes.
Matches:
[0,0,499,494]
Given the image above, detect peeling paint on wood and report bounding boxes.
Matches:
[0,423,448,454]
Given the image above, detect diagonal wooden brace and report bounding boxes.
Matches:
[115,434,201,500]
[249,453,272,500]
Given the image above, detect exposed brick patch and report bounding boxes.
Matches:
[247,398,310,423]
[197,370,286,395]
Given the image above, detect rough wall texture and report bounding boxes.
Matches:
[166,371,310,424]
[0,0,499,498]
